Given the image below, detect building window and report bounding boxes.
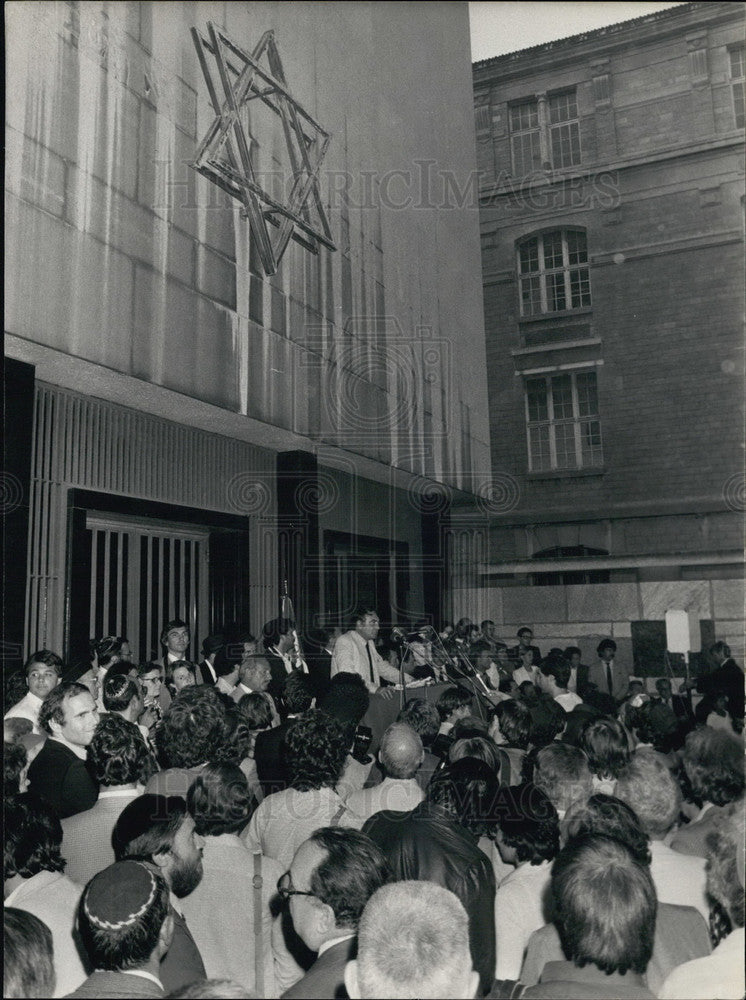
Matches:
[730,46,745,129]
[509,90,581,175]
[518,230,591,317]
[510,100,542,176]
[532,545,610,586]
[548,92,581,168]
[525,369,603,471]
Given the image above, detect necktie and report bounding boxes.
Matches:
[606,662,613,695]
[365,641,375,684]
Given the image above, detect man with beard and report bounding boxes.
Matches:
[112,794,206,994]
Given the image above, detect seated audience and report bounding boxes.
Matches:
[4,908,56,999]
[659,796,745,999]
[67,860,172,998]
[346,722,425,820]
[4,649,63,734]
[532,743,592,819]
[363,758,497,995]
[489,698,531,785]
[4,793,88,996]
[615,750,709,919]
[146,686,227,798]
[522,836,656,998]
[27,681,99,818]
[493,783,560,981]
[344,881,479,999]
[281,827,391,999]
[523,794,711,994]
[670,726,744,858]
[113,794,207,993]
[578,716,631,794]
[243,711,363,870]
[181,763,282,995]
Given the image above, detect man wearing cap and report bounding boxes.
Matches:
[112,794,207,994]
[27,681,99,819]
[66,860,173,998]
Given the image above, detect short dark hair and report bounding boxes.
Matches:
[160,619,189,646]
[135,661,163,679]
[164,659,197,691]
[4,908,55,998]
[427,758,500,839]
[494,699,531,749]
[103,674,140,713]
[529,698,568,749]
[682,727,744,806]
[493,783,560,864]
[539,653,571,689]
[552,835,655,975]
[352,607,378,627]
[596,638,617,656]
[113,795,188,861]
[262,617,293,649]
[579,717,631,780]
[4,742,27,797]
[319,673,370,730]
[709,640,731,658]
[37,682,91,736]
[237,692,273,731]
[79,862,170,971]
[155,686,227,769]
[307,827,391,930]
[397,697,440,747]
[533,743,593,815]
[212,708,253,768]
[564,646,581,659]
[4,794,65,879]
[562,793,651,866]
[436,686,472,722]
[213,645,242,678]
[517,627,533,639]
[201,634,225,658]
[286,711,349,791]
[88,714,152,787]
[452,715,489,741]
[23,650,63,675]
[282,671,315,714]
[187,763,254,836]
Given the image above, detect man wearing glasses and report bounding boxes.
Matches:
[277,827,390,1000]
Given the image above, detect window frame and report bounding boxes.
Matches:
[516,229,591,318]
[524,367,603,473]
[508,88,582,176]
[729,45,745,130]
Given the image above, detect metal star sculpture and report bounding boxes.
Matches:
[191,24,336,276]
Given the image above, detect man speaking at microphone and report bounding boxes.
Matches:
[331,608,401,694]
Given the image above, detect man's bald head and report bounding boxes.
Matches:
[379,723,424,780]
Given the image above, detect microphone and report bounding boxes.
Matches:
[390,627,409,645]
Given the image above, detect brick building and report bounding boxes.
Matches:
[467,2,744,672]
[4,2,489,665]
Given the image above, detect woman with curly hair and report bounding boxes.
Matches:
[181,763,283,995]
[242,710,363,869]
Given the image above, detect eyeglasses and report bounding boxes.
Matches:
[277,871,315,902]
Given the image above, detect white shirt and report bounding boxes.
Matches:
[330,631,400,692]
[268,644,308,675]
[345,776,424,821]
[318,932,355,957]
[554,691,583,712]
[495,860,552,980]
[649,838,709,921]
[4,690,44,733]
[658,927,745,1000]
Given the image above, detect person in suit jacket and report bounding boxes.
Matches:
[255,672,315,797]
[67,860,173,998]
[280,827,391,1000]
[262,618,309,703]
[196,634,224,686]
[27,682,99,819]
[304,627,336,701]
[508,627,543,670]
[585,638,630,705]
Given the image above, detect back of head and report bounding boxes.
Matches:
[307,827,391,930]
[435,686,472,722]
[552,835,656,976]
[262,617,292,650]
[493,782,560,863]
[705,795,745,930]
[561,793,651,866]
[534,742,592,815]
[397,698,440,748]
[187,762,254,837]
[103,674,140,713]
[155,685,226,769]
[427,757,500,838]
[380,723,423,780]
[282,671,315,715]
[79,860,170,971]
[237,692,273,731]
[4,793,65,880]
[448,735,501,776]
[113,794,187,861]
[579,716,631,779]
[540,652,571,690]
[319,673,370,728]
[494,698,531,749]
[286,711,349,791]
[614,750,681,838]
[88,713,151,787]
[4,908,55,999]
[683,726,745,806]
[349,881,478,999]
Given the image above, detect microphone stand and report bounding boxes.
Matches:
[427,628,496,721]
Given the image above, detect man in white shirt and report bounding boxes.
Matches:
[232,655,280,725]
[346,723,425,821]
[4,650,63,734]
[536,653,583,713]
[330,608,400,693]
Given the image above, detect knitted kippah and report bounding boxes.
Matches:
[83,861,160,930]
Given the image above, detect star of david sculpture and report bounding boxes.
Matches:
[191,24,336,276]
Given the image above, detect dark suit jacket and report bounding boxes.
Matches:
[281,936,355,999]
[196,659,217,685]
[159,906,206,994]
[305,649,333,700]
[263,652,293,704]
[27,738,98,819]
[64,969,164,998]
[363,802,496,996]
[254,718,297,796]
[696,658,744,719]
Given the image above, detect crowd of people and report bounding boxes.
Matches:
[3,609,745,999]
